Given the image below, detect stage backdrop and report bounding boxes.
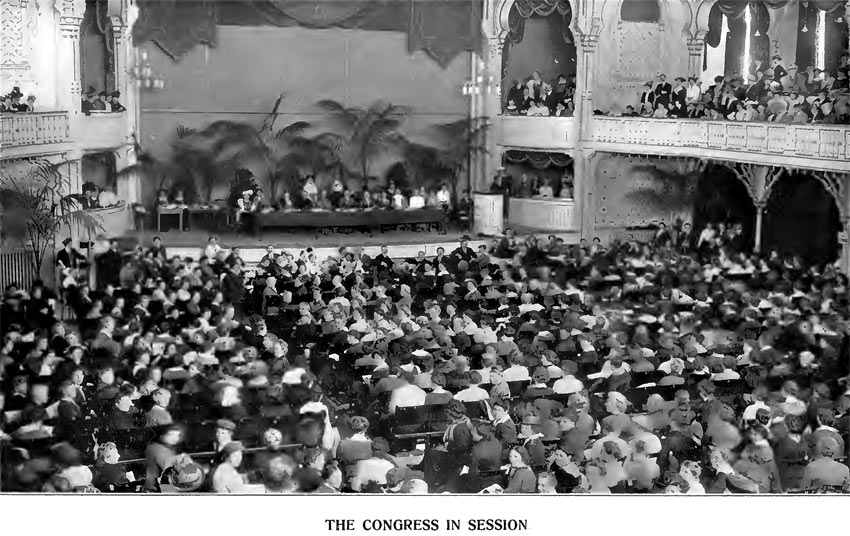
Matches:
[138,24,472,204]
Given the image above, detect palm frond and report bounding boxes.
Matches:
[276,121,311,138]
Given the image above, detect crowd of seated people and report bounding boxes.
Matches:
[0,87,35,113]
[81,86,126,116]
[623,57,850,125]
[504,70,576,117]
[2,212,848,494]
[489,167,574,200]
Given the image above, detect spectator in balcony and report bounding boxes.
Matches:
[82,183,101,210]
[652,102,669,119]
[833,69,848,92]
[549,74,569,107]
[81,86,98,116]
[653,74,672,109]
[623,105,639,117]
[559,176,573,199]
[770,55,788,84]
[638,81,655,115]
[537,178,554,199]
[94,91,108,112]
[685,77,701,106]
[506,80,524,113]
[704,75,724,105]
[527,70,545,102]
[718,88,739,118]
[671,77,687,107]
[745,73,766,103]
[9,88,28,112]
[780,64,800,93]
[526,97,550,117]
[518,88,533,114]
[0,93,12,112]
[515,173,534,199]
[554,97,574,117]
[688,102,706,119]
[669,98,688,119]
[108,91,126,113]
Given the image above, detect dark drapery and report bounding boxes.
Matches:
[825,14,849,73]
[706,1,847,75]
[500,0,574,102]
[132,0,484,68]
[503,150,572,169]
[796,1,818,70]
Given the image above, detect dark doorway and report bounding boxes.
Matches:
[693,164,756,250]
[762,173,841,265]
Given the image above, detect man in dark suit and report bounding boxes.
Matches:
[96,239,122,289]
[653,74,672,109]
[374,245,395,273]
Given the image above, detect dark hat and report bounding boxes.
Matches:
[215,418,236,431]
[85,86,97,97]
[62,237,72,246]
[110,90,121,98]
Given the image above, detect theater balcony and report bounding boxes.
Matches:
[75,112,134,152]
[0,112,74,157]
[586,116,850,173]
[497,115,578,152]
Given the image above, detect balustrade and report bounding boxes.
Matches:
[0,111,70,148]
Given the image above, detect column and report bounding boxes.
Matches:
[573,29,600,240]
[753,202,765,253]
[687,37,705,76]
[840,218,849,274]
[573,149,598,240]
[481,36,504,193]
[57,0,86,116]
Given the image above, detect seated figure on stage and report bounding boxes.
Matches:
[392,188,408,209]
[303,176,319,207]
[409,187,426,209]
[328,179,345,209]
[236,189,257,224]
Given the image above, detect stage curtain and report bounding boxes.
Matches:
[132,0,484,68]
[504,150,572,169]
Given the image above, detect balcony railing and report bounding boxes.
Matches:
[498,115,577,151]
[587,116,850,169]
[0,111,70,149]
[76,111,131,151]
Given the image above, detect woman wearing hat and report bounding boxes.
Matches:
[212,441,246,493]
